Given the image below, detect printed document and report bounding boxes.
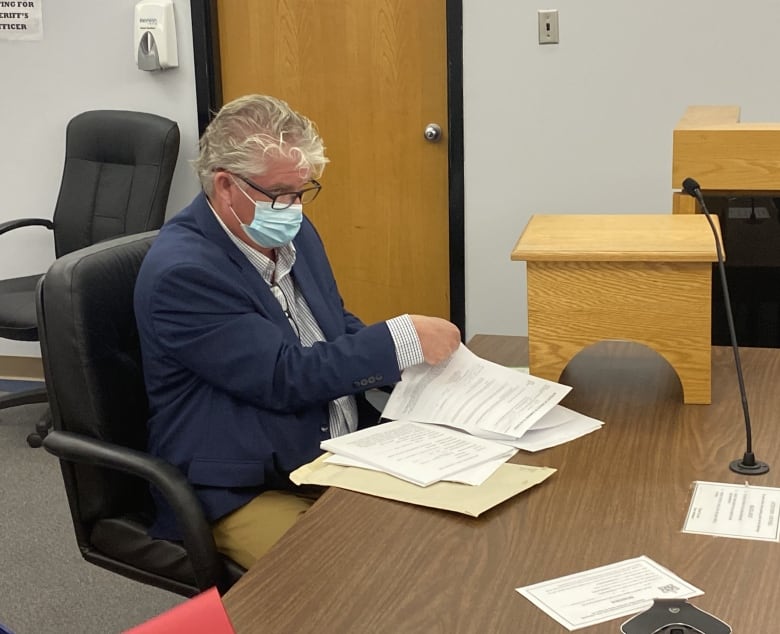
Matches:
[320,420,516,487]
[383,344,572,439]
[498,405,603,452]
[683,480,780,541]
[324,450,512,486]
[517,556,703,631]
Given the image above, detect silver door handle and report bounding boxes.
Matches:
[423,123,442,142]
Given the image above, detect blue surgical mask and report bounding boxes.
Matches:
[231,179,303,248]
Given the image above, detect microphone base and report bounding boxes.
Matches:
[729,457,769,476]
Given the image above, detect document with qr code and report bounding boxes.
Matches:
[516,555,703,630]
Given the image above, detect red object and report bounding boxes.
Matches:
[124,587,236,634]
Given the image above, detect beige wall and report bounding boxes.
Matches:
[0,0,201,359]
[463,0,780,338]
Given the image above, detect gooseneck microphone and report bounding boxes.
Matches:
[682,177,769,475]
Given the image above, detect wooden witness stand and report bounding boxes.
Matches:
[674,106,780,352]
[513,105,780,404]
[511,214,717,404]
[672,105,780,214]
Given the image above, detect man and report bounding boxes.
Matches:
[134,94,461,568]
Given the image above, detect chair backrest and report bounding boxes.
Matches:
[38,232,157,530]
[38,231,245,596]
[52,110,179,258]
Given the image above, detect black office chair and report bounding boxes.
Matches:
[38,232,245,597]
[0,109,180,447]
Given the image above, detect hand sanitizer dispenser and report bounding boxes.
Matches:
[135,0,179,71]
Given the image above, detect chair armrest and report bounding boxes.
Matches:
[42,430,230,593]
[0,217,54,236]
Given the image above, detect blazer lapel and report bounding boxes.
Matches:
[292,238,341,340]
[191,194,295,331]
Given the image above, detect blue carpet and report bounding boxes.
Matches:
[0,379,45,393]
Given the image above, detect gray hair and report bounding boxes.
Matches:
[193,94,329,196]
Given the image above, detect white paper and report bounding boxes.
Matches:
[683,480,780,541]
[526,405,576,430]
[0,0,43,41]
[502,408,603,452]
[320,420,515,487]
[384,344,571,439]
[324,450,511,486]
[517,556,703,631]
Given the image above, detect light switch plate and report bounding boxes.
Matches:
[538,9,559,45]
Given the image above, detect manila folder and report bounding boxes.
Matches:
[290,453,556,517]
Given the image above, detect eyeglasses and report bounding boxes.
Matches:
[234,174,322,210]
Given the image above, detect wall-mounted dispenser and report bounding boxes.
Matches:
[134,0,179,71]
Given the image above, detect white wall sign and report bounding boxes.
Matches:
[0,0,42,41]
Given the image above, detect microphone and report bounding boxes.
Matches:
[682,177,769,475]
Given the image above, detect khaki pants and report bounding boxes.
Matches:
[211,488,323,569]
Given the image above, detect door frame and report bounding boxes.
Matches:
[189,0,465,335]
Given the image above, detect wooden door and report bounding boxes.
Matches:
[215,0,451,324]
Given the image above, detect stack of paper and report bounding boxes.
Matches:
[321,420,516,487]
[381,344,603,451]
[320,344,602,489]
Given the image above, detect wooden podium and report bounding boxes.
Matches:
[673,105,780,349]
[511,214,718,404]
[672,105,780,213]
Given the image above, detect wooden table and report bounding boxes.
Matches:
[223,335,780,633]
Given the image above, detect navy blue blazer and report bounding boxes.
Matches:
[134,193,401,539]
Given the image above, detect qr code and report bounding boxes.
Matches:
[657,583,680,594]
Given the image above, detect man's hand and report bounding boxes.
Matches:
[409,315,461,365]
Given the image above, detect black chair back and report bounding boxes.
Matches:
[53,110,179,257]
[0,109,180,446]
[37,232,244,596]
[42,233,154,521]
